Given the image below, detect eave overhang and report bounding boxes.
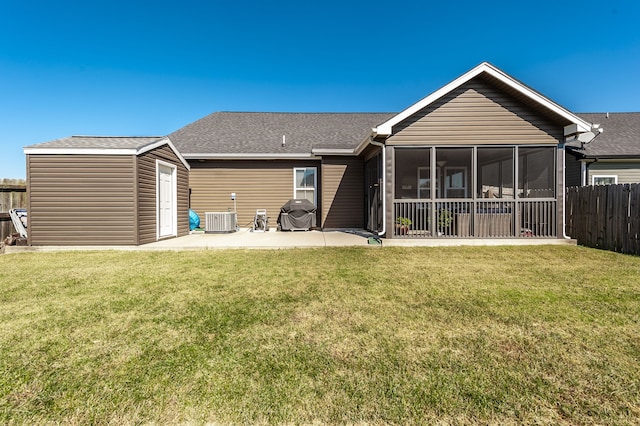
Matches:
[570,152,640,162]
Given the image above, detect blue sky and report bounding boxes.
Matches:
[1,0,639,179]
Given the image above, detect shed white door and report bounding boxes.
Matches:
[158,164,175,238]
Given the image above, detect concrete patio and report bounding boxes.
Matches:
[3,228,576,253]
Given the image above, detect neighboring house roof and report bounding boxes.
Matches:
[374,62,594,137]
[24,136,190,169]
[569,113,640,159]
[168,112,394,159]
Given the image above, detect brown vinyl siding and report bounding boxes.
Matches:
[588,162,640,185]
[137,145,190,244]
[388,79,563,146]
[189,160,320,228]
[321,157,364,229]
[27,154,137,245]
[565,152,582,187]
[27,144,188,246]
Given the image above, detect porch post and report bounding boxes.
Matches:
[430,147,437,236]
[472,146,478,237]
[514,146,520,236]
[385,145,394,238]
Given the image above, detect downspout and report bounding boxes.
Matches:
[369,140,386,237]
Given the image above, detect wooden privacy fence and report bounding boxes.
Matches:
[1,179,27,241]
[566,184,640,255]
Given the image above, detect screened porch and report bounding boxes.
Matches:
[392,146,558,238]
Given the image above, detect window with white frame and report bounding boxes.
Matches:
[592,175,618,185]
[444,167,467,198]
[294,167,317,204]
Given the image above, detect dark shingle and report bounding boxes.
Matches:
[168,112,394,156]
[573,113,640,158]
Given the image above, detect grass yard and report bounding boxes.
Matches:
[1,245,639,424]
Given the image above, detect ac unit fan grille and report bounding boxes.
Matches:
[205,212,237,233]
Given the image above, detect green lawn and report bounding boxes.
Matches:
[1,246,639,424]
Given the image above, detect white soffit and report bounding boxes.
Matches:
[374,62,592,136]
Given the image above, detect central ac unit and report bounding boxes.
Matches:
[205,212,237,233]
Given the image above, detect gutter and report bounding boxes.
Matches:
[310,148,355,156]
[182,153,318,160]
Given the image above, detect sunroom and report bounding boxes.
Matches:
[392,145,557,238]
[367,62,597,239]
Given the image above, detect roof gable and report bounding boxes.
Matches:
[374,62,593,137]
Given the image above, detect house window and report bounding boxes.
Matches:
[444,167,467,198]
[417,167,440,198]
[294,167,317,205]
[592,175,617,185]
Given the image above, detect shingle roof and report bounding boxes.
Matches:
[571,113,640,158]
[168,112,394,156]
[25,136,164,150]
[26,111,640,161]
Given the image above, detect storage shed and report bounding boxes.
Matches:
[24,136,190,246]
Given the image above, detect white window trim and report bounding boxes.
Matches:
[591,175,618,185]
[417,167,441,198]
[156,160,178,240]
[293,167,317,205]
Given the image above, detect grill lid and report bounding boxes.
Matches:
[280,199,316,213]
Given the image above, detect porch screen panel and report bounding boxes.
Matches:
[436,148,472,199]
[477,148,514,198]
[394,149,430,199]
[518,147,555,198]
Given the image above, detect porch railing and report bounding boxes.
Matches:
[393,199,556,238]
